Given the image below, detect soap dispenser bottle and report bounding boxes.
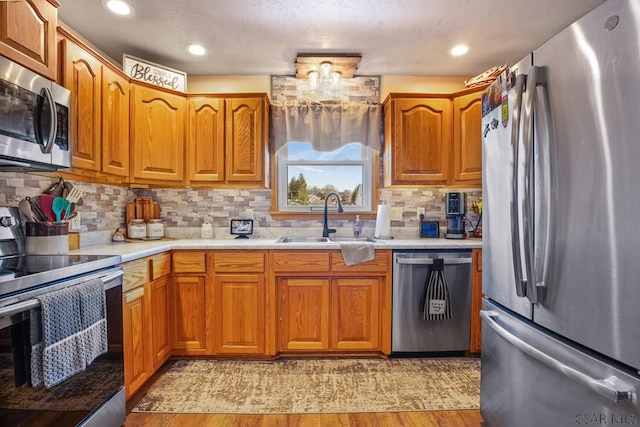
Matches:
[353,215,363,237]
[201,216,214,239]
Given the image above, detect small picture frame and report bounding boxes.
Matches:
[420,221,440,238]
[230,219,253,239]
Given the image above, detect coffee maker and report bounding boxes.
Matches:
[444,192,466,239]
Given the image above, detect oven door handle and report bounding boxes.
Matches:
[395,257,472,265]
[0,270,124,318]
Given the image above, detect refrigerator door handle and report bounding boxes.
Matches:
[522,66,538,303]
[510,72,527,298]
[533,66,554,303]
[481,310,634,403]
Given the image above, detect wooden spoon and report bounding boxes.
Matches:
[18,199,36,222]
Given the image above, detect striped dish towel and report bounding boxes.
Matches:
[423,259,452,320]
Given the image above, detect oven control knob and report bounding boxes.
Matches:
[0,216,13,227]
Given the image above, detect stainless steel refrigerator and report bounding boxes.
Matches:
[481,0,640,425]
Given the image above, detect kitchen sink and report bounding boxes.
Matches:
[329,237,376,243]
[275,236,375,243]
[275,237,330,243]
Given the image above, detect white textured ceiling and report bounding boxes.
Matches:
[58,0,605,77]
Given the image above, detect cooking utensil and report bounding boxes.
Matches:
[37,194,56,222]
[43,177,65,197]
[26,196,47,222]
[52,197,69,222]
[65,186,84,203]
[18,199,36,222]
[64,181,83,206]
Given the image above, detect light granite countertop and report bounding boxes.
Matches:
[68,237,482,263]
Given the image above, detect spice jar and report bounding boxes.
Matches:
[146,219,164,239]
[127,219,147,239]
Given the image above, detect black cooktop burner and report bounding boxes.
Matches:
[0,254,121,299]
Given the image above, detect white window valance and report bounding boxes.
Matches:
[271,101,382,153]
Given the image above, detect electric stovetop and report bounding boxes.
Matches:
[0,253,121,299]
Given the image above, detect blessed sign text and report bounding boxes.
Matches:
[123,54,187,92]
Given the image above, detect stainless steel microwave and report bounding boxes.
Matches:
[0,55,71,171]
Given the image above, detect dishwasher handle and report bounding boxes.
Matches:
[395,256,472,265]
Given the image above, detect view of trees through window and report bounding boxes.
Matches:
[287,166,363,207]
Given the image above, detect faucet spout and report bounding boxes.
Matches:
[322,191,344,238]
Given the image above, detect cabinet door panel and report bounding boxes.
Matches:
[101,66,130,177]
[188,97,225,182]
[151,276,171,369]
[452,91,483,184]
[169,276,207,351]
[61,39,102,172]
[213,274,265,354]
[278,278,330,351]
[130,84,185,182]
[225,98,264,183]
[392,98,451,184]
[0,0,57,79]
[331,278,380,350]
[123,285,151,399]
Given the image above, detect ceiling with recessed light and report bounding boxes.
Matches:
[58,0,605,77]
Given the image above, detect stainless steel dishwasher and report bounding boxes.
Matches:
[392,250,472,354]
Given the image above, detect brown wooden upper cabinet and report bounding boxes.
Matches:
[0,0,58,80]
[130,82,186,184]
[383,86,486,187]
[451,89,483,185]
[188,94,269,187]
[58,30,130,182]
[383,95,452,186]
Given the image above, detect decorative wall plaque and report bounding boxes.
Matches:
[123,54,187,92]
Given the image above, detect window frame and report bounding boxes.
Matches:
[270,143,380,219]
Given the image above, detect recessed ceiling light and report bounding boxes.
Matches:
[449,44,471,57]
[186,44,208,56]
[101,0,135,17]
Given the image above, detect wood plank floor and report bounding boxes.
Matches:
[126,410,484,426]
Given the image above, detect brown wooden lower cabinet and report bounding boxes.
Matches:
[469,248,483,353]
[331,278,380,350]
[122,279,152,400]
[278,278,330,351]
[275,249,391,355]
[150,275,171,369]
[212,273,266,354]
[169,275,208,354]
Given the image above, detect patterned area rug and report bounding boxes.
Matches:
[133,357,480,414]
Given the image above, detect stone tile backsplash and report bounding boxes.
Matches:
[0,172,481,244]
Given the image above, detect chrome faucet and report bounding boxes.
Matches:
[322,191,344,237]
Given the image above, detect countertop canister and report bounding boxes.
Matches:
[146,219,164,239]
[128,219,147,239]
[25,222,69,254]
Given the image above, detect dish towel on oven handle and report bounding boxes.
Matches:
[30,278,107,388]
[423,258,452,320]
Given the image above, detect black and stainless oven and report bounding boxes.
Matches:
[0,54,71,171]
[0,207,125,426]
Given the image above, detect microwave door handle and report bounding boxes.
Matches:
[36,87,58,154]
[510,72,527,298]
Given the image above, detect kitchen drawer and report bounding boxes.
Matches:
[122,258,148,293]
[150,252,171,280]
[172,251,206,273]
[331,250,391,273]
[271,251,330,273]
[213,251,265,273]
